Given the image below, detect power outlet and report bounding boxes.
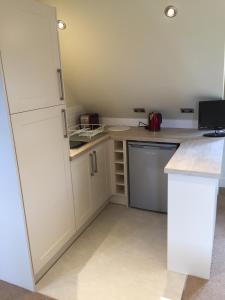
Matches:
[134,108,146,113]
[180,108,194,113]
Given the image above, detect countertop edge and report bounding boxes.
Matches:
[70,134,110,160]
[164,168,221,179]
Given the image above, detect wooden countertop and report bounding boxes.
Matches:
[70,127,225,178]
[70,134,110,160]
[108,127,203,143]
[164,137,224,178]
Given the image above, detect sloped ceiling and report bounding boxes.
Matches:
[40,0,225,119]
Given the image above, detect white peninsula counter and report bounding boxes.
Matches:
[70,127,225,280]
[165,137,225,279]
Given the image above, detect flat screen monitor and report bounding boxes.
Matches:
[198,100,225,137]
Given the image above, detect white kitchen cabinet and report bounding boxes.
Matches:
[0,0,74,290]
[71,140,111,231]
[11,106,75,275]
[71,152,92,231]
[91,142,110,212]
[0,0,63,114]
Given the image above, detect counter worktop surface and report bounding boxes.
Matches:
[70,127,225,178]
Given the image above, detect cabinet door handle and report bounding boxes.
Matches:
[93,150,98,173]
[61,109,68,138]
[57,69,64,100]
[90,153,94,176]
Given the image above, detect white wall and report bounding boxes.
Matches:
[66,104,85,127]
[0,57,34,290]
[102,117,198,129]
[40,0,225,120]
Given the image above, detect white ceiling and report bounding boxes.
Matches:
[40,0,225,119]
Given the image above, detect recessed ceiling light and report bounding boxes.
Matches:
[57,20,66,30]
[164,6,177,18]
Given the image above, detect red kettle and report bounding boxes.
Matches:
[148,112,162,131]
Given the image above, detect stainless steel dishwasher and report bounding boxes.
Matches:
[128,141,178,213]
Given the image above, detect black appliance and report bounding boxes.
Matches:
[198,100,225,137]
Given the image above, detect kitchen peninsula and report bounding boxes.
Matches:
[70,127,225,279]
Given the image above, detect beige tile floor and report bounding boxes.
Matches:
[37,204,186,300]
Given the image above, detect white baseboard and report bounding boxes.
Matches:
[102,117,198,129]
[110,195,128,206]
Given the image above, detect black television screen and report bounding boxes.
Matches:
[198,100,225,130]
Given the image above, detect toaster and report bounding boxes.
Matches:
[80,113,99,126]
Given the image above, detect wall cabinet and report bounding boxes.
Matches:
[0,0,63,114]
[71,141,111,231]
[11,106,75,275]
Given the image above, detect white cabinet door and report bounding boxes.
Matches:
[71,153,92,231]
[11,106,75,275]
[70,141,111,232]
[91,142,110,212]
[0,0,63,114]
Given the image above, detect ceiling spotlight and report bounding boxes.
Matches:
[164,6,177,18]
[57,20,66,30]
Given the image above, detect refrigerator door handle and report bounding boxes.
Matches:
[61,109,68,138]
[57,69,65,101]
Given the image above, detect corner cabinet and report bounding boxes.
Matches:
[71,141,111,231]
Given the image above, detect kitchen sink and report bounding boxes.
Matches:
[69,133,90,149]
[69,131,107,149]
[69,140,88,149]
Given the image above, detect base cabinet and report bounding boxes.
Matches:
[71,140,111,231]
[91,142,110,211]
[71,152,92,230]
[167,173,219,279]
